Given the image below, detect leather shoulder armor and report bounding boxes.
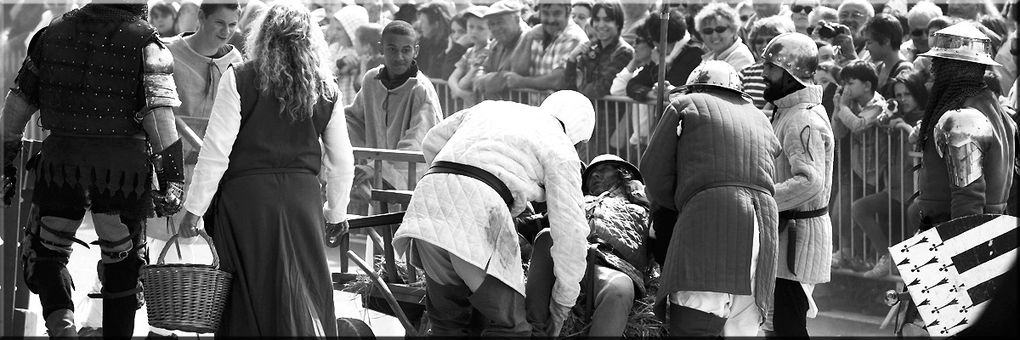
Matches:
[934,107,995,187]
[140,40,181,114]
[143,40,174,74]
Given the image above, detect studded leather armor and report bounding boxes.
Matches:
[28,7,157,136]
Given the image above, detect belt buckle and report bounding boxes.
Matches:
[108,249,130,260]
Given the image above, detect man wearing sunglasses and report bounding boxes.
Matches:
[901,1,943,63]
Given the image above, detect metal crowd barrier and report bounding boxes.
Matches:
[831,127,920,277]
[430,79,660,167]
[431,78,920,277]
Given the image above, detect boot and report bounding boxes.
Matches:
[102,296,138,338]
[667,305,726,337]
[45,308,77,338]
[863,255,896,278]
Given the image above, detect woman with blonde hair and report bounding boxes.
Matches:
[178,2,355,336]
[695,2,754,71]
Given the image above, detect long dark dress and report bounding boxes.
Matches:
[208,63,337,336]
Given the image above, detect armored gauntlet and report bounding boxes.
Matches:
[151,140,184,217]
[2,141,20,206]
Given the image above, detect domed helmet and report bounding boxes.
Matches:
[918,22,1001,66]
[679,60,748,98]
[582,154,642,195]
[761,32,819,85]
[540,90,595,144]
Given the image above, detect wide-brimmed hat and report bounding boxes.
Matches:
[582,154,642,194]
[918,22,1001,66]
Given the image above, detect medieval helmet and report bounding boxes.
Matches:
[540,90,595,145]
[761,33,819,85]
[582,154,643,194]
[918,22,1001,66]
[680,60,747,97]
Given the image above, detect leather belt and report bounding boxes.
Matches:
[678,180,773,210]
[49,132,147,140]
[222,167,315,181]
[778,207,828,275]
[424,161,514,208]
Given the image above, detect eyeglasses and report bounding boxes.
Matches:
[791,5,813,14]
[839,11,865,19]
[699,26,730,36]
[910,28,927,37]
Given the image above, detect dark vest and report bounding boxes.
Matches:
[916,90,1016,224]
[33,6,156,136]
[673,92,778,205]
[224,62,335,177]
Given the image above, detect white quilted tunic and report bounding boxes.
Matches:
[393,100,590,308]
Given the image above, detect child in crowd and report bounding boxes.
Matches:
[354,23,386,90]
[345,21,444,191]
[831,60,891,269]
[853,69,930,277]
[328,5,370,105]
[448,6,492,105]
[149,1,178,38]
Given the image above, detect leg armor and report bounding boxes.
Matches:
[21,208,85,319]
[92,213,147,338]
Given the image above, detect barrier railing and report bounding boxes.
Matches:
[431,78,920,278]
[831,127,918,278]
[431,79,660,167]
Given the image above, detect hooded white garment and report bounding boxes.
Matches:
[393,99,591,307]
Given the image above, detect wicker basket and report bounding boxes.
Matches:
[142,231,232,333]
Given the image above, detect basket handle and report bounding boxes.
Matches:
[158,230,220,268]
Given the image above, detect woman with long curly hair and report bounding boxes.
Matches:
[177,2,355,336]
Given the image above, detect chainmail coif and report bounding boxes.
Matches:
[917,58,988,151]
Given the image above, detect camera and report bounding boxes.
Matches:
[812,21,851,40]
[879,100,899,124]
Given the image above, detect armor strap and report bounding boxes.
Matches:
[99,283,143,299]
[30,226,90,249]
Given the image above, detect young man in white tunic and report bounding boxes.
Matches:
[393,90,594,337]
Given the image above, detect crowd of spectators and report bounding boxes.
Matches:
[3,0,1018,281]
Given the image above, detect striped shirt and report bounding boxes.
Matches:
[740,63,770,116]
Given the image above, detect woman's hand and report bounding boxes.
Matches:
[908,123,920,144]
[178,211,203,238]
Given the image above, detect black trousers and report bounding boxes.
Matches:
[772,278,809,337]
[23,181,147,337]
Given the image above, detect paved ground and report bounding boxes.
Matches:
[17,215,893,337]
